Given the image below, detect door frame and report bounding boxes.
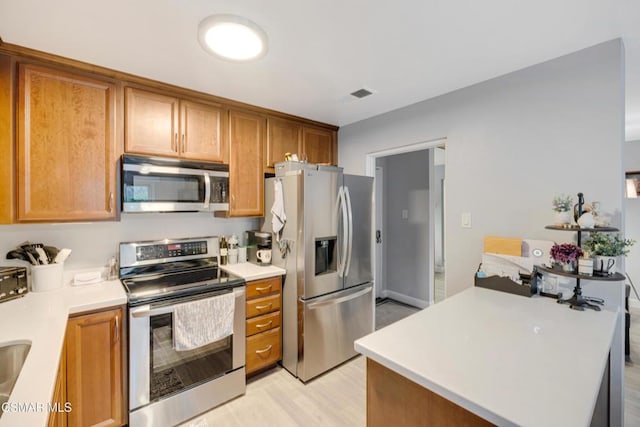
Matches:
[365,138,447,306]
[374,166,384,299]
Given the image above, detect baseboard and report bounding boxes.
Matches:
[384,290,429,309]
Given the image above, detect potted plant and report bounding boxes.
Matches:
[581,233,635,275]
[550,243,583,273]
[552,194,573,225]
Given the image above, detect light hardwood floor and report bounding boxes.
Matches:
[182,300,640,426]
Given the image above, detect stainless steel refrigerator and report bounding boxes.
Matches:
[263,163,374,382]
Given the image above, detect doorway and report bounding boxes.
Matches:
[366,138,446,312]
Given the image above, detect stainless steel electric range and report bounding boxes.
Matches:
[119,236,246,427]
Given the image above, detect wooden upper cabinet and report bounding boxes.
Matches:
[125,87,178,157]
[125,87,226,162]
[229,110,265,217]
[302,126,336,165]
[17,63,117,222]
[66,307,125,427]
[0,54,14,224]
[266,118,301,168]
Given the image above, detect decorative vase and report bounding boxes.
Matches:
[561,260,577,273]
[577,212,595,229]
[578,258,593,276]
[554,210,572,226]
[593,255,618,275]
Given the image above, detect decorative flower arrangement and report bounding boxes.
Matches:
[582,233,635,257]
[552,194,573,212]
[550,243,583,263]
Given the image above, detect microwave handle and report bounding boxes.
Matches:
[204,173,211,209]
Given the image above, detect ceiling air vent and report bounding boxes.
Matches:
[350,88,373,99]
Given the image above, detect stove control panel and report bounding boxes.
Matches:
[136,241,208,261]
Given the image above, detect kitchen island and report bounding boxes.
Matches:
[355,287,617,427]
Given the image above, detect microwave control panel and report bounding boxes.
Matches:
[136,241,208,261]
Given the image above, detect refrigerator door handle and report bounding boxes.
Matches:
[305,285,372,309]
[336,186,349,277]
[344,186,354,277]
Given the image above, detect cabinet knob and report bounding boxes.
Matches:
[114,315,120,343]
[109,192,114,213]
[182,134,185,152]
[174,133,178,152]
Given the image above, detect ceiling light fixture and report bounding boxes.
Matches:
[198,14,268,62]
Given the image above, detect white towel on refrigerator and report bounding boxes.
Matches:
[173,292,235,351]
[271,179,286,239]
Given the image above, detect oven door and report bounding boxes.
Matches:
[128,286,245,410]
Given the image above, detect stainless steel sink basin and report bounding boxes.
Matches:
[0,342,31,415]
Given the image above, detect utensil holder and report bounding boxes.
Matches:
[31,263,64,292]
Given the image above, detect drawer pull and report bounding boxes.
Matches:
[255,345,273,355]
[255,303,273,311]
[255,285,272,292]
[256,320,273,329]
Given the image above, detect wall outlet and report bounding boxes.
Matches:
[461,212,472,228]
[402,209,409,220]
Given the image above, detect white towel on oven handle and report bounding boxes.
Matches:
[173,292,235,351]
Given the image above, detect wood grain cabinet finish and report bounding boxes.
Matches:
[228,109,265,217]
[125,87,226,162]
[302,126,336,165]
[66,307,125,427]
[48,340,67,427]
[0,54,14,224]
[266,118,301,169]
[245,276,282,375]
[17,64,117,222]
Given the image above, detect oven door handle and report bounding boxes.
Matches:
[130,305,174,318]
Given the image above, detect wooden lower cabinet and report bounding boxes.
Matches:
[366,358,493,427]
[245,276,283,376]
[65,307,126,427]
[48,340,67,427]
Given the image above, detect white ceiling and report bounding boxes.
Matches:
[1,0,639,139]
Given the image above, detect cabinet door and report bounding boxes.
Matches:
[266,118,300,168]
[48,340,67,427]
[229,110,265,217]
[180,100,227,162]
[302,127,336,165]
[125,87,179,157]
[17,64,117,221]
[66,308,124,427]
[0,54,14,224]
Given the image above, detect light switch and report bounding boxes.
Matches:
[461,212,472,228]
[402,209,409,219]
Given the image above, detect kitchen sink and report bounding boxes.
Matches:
[0,342,31,415]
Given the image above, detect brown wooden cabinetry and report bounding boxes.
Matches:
[48,341,67,427]
[66,307,126,427]
[0,54,14,224]
[302,126,336,165]
[245,276,282,376]
[228,109,265,217]
[125,87,226,163]
[266,118,301,170]
[17,63,118,222]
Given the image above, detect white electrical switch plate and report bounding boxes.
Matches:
[402,209,409,219]
[461,212,472,228]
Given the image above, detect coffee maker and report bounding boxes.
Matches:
[246,231,272,266]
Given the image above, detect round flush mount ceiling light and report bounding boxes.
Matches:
[198,14,268,62]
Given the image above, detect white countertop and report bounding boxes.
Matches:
[0,275,126,427]
[220,262,286,281]
[355,287,617,427]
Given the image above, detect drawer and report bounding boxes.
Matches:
[246,327,281,375]
[246,276,282,299]
[246,293,281,318]
[246,311,281,336]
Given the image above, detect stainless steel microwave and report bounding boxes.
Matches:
[121,155,229,213]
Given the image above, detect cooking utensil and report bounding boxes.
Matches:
[35,247,49,265]
[6,250,29,263]
[43,246,59,263]
[54,248,72,264]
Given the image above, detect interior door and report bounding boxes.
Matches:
[303,169,341,299]
[343,174,374,289]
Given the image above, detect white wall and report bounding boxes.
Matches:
[382,150,430,303]
[0,214,259,270]
[339,39,625,297]
[625,140,640,300]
